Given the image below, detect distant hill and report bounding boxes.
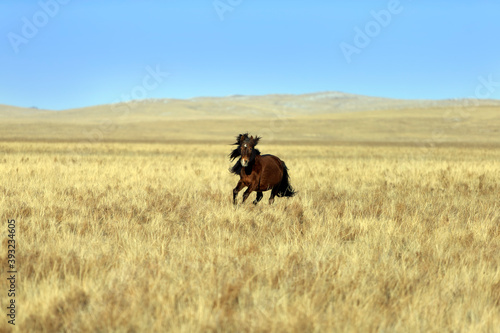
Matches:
[2,92,500,120]
[0,104,51,118]
[1,92,499,145]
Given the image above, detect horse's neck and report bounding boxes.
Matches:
[243,156,259,174]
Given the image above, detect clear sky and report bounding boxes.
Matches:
[1,0,499,110]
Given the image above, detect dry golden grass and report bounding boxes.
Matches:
[0,141,499,332]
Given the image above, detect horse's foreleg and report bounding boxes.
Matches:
[242,185,257,204]
[233,180,245,205]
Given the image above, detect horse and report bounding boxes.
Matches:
[229,133,296,205]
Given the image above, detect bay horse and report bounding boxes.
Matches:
[229,133,296,205]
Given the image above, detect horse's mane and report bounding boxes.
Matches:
[230,162,243,175]
[229,133,261,175]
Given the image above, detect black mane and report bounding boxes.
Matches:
[229,133,261,175]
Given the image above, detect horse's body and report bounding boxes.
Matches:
[229,133,295,205]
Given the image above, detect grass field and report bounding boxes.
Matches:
[1,140,499,332]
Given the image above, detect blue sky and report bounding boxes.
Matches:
[1,0,499,110]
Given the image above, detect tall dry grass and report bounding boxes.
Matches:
[0,141,499,332]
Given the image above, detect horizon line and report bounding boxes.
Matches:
[2,90,500,112]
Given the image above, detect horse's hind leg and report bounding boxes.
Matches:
[269,188,278,205]
[253,192,263,205]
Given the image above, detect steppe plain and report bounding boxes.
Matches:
[1,92,499,332]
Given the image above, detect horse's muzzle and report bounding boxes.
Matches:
[241,159,249,167]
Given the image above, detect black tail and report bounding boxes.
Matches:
[276,162,296,197]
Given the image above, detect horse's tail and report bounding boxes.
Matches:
[276,162,296,197]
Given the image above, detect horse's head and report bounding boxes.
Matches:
[240,135,260,167]
[229,133,261,167]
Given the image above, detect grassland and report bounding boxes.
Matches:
[0,94,499,331]
[1,139,499,332]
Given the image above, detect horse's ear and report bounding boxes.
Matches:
[252,136,261,146]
